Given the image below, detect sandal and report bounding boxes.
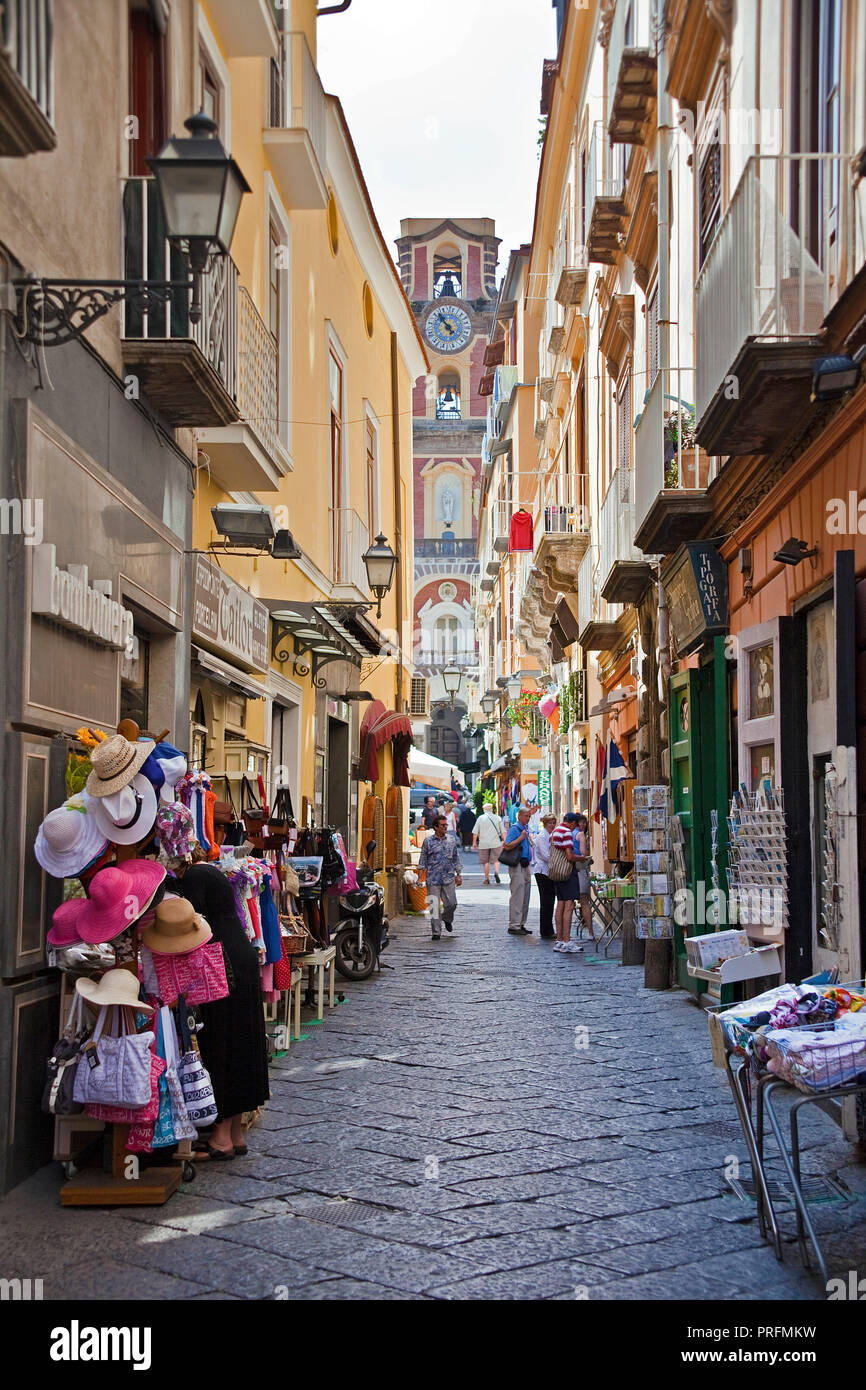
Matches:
[233,1144,248,1157]
[199,1144,235,1161]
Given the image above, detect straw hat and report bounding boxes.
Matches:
[140,897,212,955]
[90,774,158,846]
[35,793,109,879]
[86,734,154,799]
[76,966,154,1014]
[61,861,166,945]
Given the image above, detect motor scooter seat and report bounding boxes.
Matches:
[342,888,373,910]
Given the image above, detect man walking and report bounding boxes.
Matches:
[472,801,504,884]
[531,812,558,940]
[421,795,438,832]
[503,806,533,936]
[418,813,462,940]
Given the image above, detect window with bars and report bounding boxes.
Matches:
[698,139,722,266]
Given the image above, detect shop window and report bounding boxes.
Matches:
[120,630,149,730]
[433,245,462,299]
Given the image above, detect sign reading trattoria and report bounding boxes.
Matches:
[192,555,269,672]
[664,542,729,655]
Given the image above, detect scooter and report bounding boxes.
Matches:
[333,839,390,981]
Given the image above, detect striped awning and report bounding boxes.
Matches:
[360,700,414,782]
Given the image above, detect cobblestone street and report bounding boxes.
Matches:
[3,862,866,1301]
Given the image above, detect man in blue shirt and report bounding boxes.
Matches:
[504,806,533,935]
[418,813,463,940]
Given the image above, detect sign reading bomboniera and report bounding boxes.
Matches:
[31,544,136,658]
[193,555,269,673]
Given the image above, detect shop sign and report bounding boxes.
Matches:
[664,542,728,654]
[31,544,135,657]
[538,769,552,807]
[193,556,268,672]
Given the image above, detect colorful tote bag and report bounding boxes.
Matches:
[152,941,229,1007]
[177,999,218,1129]
[160,1007,196,1142]
[73,1005,155,1109]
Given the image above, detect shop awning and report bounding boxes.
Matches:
[488,753,514,774]
[408,747,460,792]
[192,647,267,700]
[359,700,414,783]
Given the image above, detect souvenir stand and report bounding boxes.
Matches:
[40,721,198,1207]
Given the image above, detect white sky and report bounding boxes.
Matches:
[317,0,557,278]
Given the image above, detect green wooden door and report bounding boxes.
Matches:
[670,668,703,993]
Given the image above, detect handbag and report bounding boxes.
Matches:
[85,1048,165,1124]
[176,999,218,1129]
[241,775,266,837]
[42,994,89,1117]
[72,1005,155,1109]
[547,841,573,881]
[158,1007,197,1143]
[269,785,295,837]
[498,835,525,867]
[282,860,300,897]
[152,940,230,1008]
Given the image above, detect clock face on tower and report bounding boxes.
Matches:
[424,304,472,354]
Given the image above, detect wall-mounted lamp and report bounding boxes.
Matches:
[361,533,397,618]
[773,537,819,567]
[442,664,463,710]
[811,348,866,402]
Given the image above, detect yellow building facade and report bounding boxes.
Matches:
[191,0,427,864]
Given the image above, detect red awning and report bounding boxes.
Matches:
[360,701,414,782]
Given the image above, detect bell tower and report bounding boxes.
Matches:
[397,218,500,769]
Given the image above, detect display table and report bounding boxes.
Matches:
[300,945,336,1020]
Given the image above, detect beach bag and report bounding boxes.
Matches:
[177,999,218,1129]
[152,940,229,1007]
[547,841,573,881]
[85,1049,165,1124]
[73,1005,155,1109]
[42,994,89,1117]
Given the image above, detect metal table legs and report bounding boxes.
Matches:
[724,1052,782,1257]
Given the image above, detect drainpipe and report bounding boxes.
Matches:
[657,0,671,380]
[390,332,403,714]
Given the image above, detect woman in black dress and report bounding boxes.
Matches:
[174,862,269,1158]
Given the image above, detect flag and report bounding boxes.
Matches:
[592,739,606,823]
[598,735,632,823]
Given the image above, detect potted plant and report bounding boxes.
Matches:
[663,407,696,487]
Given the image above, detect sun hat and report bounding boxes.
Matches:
[139,751,166,795]
[85,734,154,799]
[152,743,188,804]
[90,774,158,846]
[47,899,84,948]
[140,897,212,955]
[154,801,197,859]
[35,792,109,879]
[61,861,166,945]
[76,966,154,1014]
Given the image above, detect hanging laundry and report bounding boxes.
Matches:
[508,508,534,552]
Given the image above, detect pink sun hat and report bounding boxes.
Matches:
[59,861,167,945]
[47,899,85,948]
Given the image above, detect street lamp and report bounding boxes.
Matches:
[362,533,397,618]
[481,692,498,717]
[442,664,463,709]
[149,111,251,322]
[12,111,250,346]
[506,675,523,703]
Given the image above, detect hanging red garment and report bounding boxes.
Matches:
[593,740,606,823]
[509,509,534,552]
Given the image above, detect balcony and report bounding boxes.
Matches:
[414,649,478,670]
[197,288,287,492]
[577,546,622,653]
[331,509,369,601]
[598,466,654,605]
[607,0,656,145]
[695,154,863,458]
[415,538,477,559]
[264,31,328,210]
[634,368,714,554]
[585,122,628,266]
[122,179,239,427]
[204,0,278,57]
[532,470,589,589]
[0,0,55,155]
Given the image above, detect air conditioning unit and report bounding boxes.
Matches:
[409,676,431,719]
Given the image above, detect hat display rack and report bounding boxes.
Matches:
[38,716,200,1207]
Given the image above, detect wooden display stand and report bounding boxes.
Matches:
[60,1120,181,1207]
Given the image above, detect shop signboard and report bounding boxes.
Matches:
[664,543,728,655]
[193,556,269,673]
[537,768,552,808]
